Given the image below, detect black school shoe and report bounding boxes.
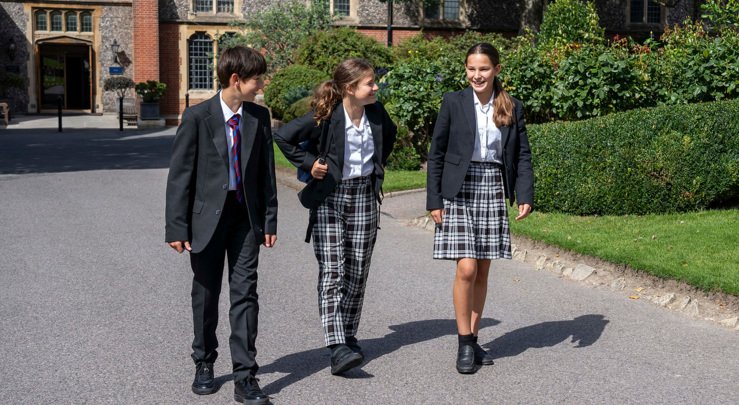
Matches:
[234,376,270,405]
[473,336,495,365]
[456,344,477,374]
[330,344,364,375]
[345,336,364,357]
[192,362,217,395]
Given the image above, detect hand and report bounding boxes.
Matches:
[430,209,444,225]
[515,203,532,221]
[169,241,191,253]
[263,234,277,248]
[311,159,328,180]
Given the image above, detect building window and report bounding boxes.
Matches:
[333,0,350,17]
[217,0,234,13]
[189,33,214,90]
[425,0,460,21]
[66,12,77,32]
[36,11,47,31]
[81,12,92,32]
[194,0,213,13]
[630,0,662,24]
[50,11,63,31]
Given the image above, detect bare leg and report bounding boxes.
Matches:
[453,258,478,335]
[471,259,491,336]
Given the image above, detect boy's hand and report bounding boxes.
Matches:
[263,234,277,248]
[169,241,192,253]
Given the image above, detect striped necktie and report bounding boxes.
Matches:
[227,114,244,203]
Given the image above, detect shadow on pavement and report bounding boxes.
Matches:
[0,128,175,174]
[485,314,609,360]
[259,318,500,394]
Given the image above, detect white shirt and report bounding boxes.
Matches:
[342,108,375,180]
[472,91,503,164]
[220,92,243,191]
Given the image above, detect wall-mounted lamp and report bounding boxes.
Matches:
[7,39,16,61]
[111,39,120,64]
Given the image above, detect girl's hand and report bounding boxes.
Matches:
[311,159,328,179]
[430,209,444,225]
[515,203,532,221]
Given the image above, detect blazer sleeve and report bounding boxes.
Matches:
[426,93,452,211]
[514,101,534,206]
[273,112,319,172]
[165,107,197,243]
[259,108,278,235]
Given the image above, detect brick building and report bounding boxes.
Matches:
[0,0,702,123]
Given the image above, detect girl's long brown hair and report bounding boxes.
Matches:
[312,58,375,122]
[466,43,514,127]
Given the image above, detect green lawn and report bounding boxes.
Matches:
[509,208,739,296]
[274,144,738,296]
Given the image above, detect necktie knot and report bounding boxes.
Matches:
[228,114,241,129]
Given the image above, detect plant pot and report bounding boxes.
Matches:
[140,102,160,120]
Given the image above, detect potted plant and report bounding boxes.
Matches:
[135,80,167,120]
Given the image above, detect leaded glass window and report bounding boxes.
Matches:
[217,0,233,13]
[36,11,47,31]
[334,0,350,17]
[51,11,62,31]
[194,0,213,13]
[189,33,214,90]
[443,0,460,21]
[66,12,77,32]
[81,12,92,32]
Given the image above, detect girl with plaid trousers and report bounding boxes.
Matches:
[275,58,397,376]
[426,43,534,374]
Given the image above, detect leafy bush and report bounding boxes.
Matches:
[379,54,466,161]
[282,95,312,122]
[386,126,421,170]
[530,99,739,215]
[264,64,328,120]
[537,0,604,51]
[103,76,135,98]
[296,27,394,75]
[135,80,167,102]
[701,0,739,30]
[220,0,333,73]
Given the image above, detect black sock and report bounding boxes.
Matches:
[458,333,475,345]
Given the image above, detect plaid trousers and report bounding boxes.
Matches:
[312,176,378,347]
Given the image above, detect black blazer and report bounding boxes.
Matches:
[165,94,278,253]
[426,87,534,210]
[274,101,397,203]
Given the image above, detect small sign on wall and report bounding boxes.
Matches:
[109,66,124,75]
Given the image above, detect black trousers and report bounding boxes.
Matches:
[189,192,260,382]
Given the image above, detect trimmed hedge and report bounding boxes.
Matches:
[530,99,739,215]
[264,64,328,120]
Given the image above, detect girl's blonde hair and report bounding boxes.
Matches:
[466,43,514,127]
[312,58,375,122]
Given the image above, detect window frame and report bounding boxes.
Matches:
[35,10,48,31]
[193,0,236,14]
[627,0,663,26]
[424,0,461,22]
[50,11,63,32]
[188,32,215,91]
[65,11,78,32]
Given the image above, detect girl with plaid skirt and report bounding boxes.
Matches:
[274,58,397,376]
[426,43,534,374]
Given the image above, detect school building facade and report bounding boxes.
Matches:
[0,0,702,124]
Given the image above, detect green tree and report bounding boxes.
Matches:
[220,0,333,74]
[537,0,604,50]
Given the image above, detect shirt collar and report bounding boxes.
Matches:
[344,107,368,131]
[472,91,494,108]
[220,91,243,123]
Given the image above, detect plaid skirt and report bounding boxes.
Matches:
[433,161,512,260]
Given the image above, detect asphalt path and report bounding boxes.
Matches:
[1,118,737,404]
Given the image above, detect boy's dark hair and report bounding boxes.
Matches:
[217,46,267,88]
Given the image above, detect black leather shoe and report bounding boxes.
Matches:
[234,376,269,405]
[456,344,477,374]
[330,344,363,375]
[192,362,217,395]
[345,336,364,357]
[474,343,495,365]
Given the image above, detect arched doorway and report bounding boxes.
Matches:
[36,37,94,112]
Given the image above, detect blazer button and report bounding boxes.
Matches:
[222,184,228,190]
[215,209,221,215]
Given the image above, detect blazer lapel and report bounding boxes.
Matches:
[331,103,346,174]
[366,104,382,164]
[499,122,511,150]
[239,103,258,172]
[206,96,229,169]
[461,87,477,140]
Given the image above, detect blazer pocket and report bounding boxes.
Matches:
[444,152,461,165]
[192,199,204,214]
